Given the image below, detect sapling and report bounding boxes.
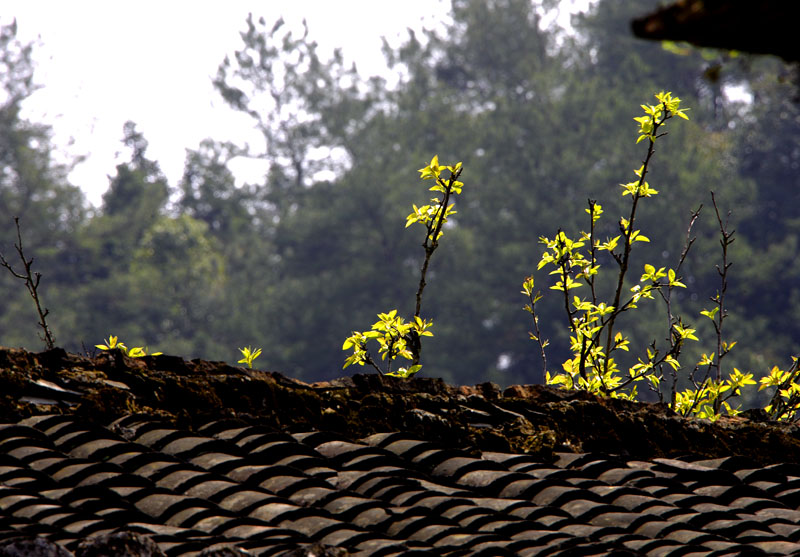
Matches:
[531,92,692,400]
[526,92,769,421]
[342,156,463,377]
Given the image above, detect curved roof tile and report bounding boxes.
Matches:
[6,347,800,555]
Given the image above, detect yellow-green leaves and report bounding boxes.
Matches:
[758,358,800,421]
[672,322,699,342]
[586,202,603,223]
[343,310,433,377]
[96,335,124,352]
[700,307,720,320]
[621,166,659,197]
[538,231,593,291]
[551,275,582,292]
[418,155,441,180]
[641,264,666,282]
[528,91,707,405]
[760,364,789,391]
[728,368,756,392]
[638,265,685,289]
[405,201,456,241]
[656,90,690,120]
[674,369,755,421]
[618,219,650,244]
[635,91,689,143]
[407,156,464,242]
[386,365,422,379]
[418,155,463,191]
[238,346,262,369]
[346,155,465,378]
[96,335,162,358]
[596,235,620,252]
[667,269,685,288]
[549,353,636,401]
[526,90,796,422]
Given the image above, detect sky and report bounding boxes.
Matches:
[4,1,451,206]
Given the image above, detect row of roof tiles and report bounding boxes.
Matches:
[2,414,800,555]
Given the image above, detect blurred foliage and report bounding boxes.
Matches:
[0,1,798,399]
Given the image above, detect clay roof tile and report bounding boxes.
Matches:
[8,347,800,555]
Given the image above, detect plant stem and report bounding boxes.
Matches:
[414,165,462,318]
[0,217,56,350]
[603,108,667,378]
[663,205,701,406]
[525,283,548,375]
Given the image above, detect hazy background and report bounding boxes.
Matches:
[1,0,798,406]
[7,1,454,204]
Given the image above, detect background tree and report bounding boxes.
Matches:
[0,2,797,396]
[0,21,85,348]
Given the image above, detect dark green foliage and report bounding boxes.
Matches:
[0,21,85,349]
[0,3,797,390]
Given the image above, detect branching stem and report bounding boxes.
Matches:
[415,166,462,319]
[603,111,665,379]
[0,217,56,350]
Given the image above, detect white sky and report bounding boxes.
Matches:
[4,1,450,206]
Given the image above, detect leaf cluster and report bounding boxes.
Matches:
[531,93,693,401]
[759,357,800,421]
[343,310,433,377]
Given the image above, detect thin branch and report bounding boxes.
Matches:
[0,217,56,350]
[415,165,462,318]
[660,204,702,406]
[603,108,669,377]
[523,279,548,375]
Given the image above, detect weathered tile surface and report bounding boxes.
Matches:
[3,347,800,555]
[2,412,800,555]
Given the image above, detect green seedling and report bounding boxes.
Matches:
[343,310,433,377]
[96,335,162,358]
[237,346,262,369]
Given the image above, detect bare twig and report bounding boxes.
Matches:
[679,192,735,416]
[710,191,734,381]
[661,204,702,406]
[0,217,56,349]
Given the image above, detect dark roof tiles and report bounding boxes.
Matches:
[560,498,612,520]
[189,452,242,473]
[6,347,800,555]
[159,436,230,459]
[377,438,434,461]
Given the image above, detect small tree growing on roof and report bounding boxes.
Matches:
[342,156,464,378]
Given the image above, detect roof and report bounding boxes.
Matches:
[631,0,800,63]
[2,346,800,556]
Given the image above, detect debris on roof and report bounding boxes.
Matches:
[2,346,800,555]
